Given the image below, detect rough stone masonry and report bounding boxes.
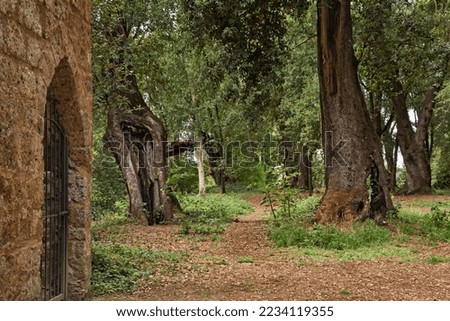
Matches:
[0,0,92,300]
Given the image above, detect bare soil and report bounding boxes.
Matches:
[96,194,450,301]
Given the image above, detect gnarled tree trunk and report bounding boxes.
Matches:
[104,75,175,225]
[315,0,393,225]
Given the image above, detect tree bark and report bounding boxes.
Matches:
[383,133,398,191]
[392,84,440,194]
[104,75,175,225]
[298,151,313,192]
[315,0,393,225]
[196,138,206,197]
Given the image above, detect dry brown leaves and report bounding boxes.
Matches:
[95,194,450,301]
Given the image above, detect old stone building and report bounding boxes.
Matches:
[0,1,92,300]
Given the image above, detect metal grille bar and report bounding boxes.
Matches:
[41,99,68,301]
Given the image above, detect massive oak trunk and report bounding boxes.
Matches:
[104,76,175,225]
[316,0,393,225]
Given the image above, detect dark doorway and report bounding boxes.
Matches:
[41,98,69,301]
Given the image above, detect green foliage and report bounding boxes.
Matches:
[393,207,450,242]
[270,196,450,258]
[432,89,450,189]
[227,164,267,191]
[428,206,450,229]
[91,212,129,242]
[427,255,450,265]
[91,108,128,219]
[178,193,253,235]
[278,8,320,146]
[293,244,417,262]
[433,189,450,196]
[354,0,450,94]
[204,256,229,266]
[270,221,391,250]
[432,148,450,189]
[269,194,392,251]
[91,243,142,295]
[167,156,199,194]
[400,200,450,209]
[289,195,322,219]
[181,0,308,117]
[236,256,254,264]
[263,186,321,221]
[91,243,188,296]
[262,168,307,219]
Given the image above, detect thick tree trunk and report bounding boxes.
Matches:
[316,0,393,225]
[104,76,175,225]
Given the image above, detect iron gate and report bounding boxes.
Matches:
[41,99,68,301]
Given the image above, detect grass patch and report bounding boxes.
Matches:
[91,242,188,296]
[237,256,254,263]
[270,196,450,263]
[432,189,450,196]
[178,193,253,235]
[340,289,352,295]
[270,220,391,250]
[211,235,224,242]
[290,195,322,217]
[91,213,129,242]
[295,245,416,262]
[266,194,321,221]
[399,200,450,208]
[393,207,450,242]
[204,256,230,266]
[427,255,450,264]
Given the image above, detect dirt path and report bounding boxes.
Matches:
[96,195,450,301]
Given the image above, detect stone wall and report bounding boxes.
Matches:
[0,0,92,300]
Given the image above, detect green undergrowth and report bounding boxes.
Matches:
[399,199,450,209]
[269,196,450,262]
[236,256,255,263]
[91,242,189,296]
[427,255,450,264]
[270,220,391,250]
[295,245,417,262]
[393,206,450,242]
[91,213,129,242]
[177,193,254,235]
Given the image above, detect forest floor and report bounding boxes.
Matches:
[95,194,450,301]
